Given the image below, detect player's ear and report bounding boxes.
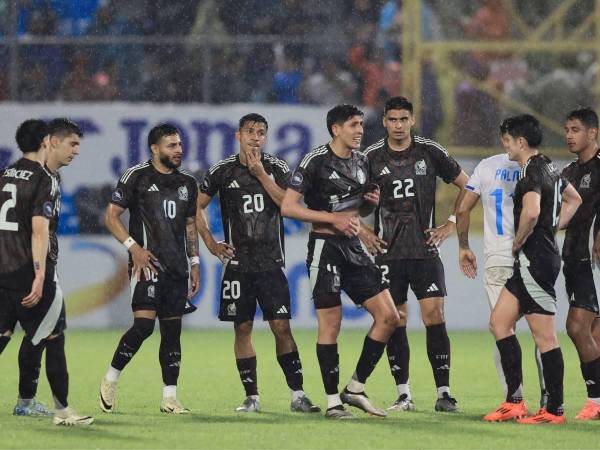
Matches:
[235,130,241,142]
[150,143,158,157]
[331,123,339,138]
[409,114,416,126]
[590,127,598,141]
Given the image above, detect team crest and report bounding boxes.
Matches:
[291,171,303,187]
[112,188,123,202]
[43,201,54,218]
[580,173,591,189]
[415,159,427,176]
[357,168,366,184]
[227,302,237,316]
[178,186,188,201]
[147,285,155,298]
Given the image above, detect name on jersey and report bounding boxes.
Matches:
[494,169,519,182]
[2,168,33,180]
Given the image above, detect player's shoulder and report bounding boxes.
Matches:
[363,138,386,157]
[119,160,151,184]
[175,167,198,184]
[263,152,290,172]
[521,153,554,179]
[207,155,237,177]
[413,135,450,157]
[298,144,329,169]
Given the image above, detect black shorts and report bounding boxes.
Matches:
[377,257,447,305]
[218,266,291,323]
[505,252,560,316]
[130,271,188,319]
[564,260,599,315]
[307,232,387,309]
[0,271,66,345]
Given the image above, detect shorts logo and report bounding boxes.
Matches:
[178,185,188,201]
[147,285,155,298]
[227,302,236,316]
[580,173,591,189]
[112,188,123,202]
[357,168,366,184]
[43,201,54,218]
[291,171,303,187]
[415,159,427,176]
[426,283,438,293]
[277,305,288,314]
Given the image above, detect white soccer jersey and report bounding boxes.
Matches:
[465,153,521,268]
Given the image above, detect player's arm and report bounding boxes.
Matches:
[456,189,480,279]
[593,201,600,266]
[186,216,200,298]
[246,151,286,206]
[195,192,235,262]
[512,191,541,255]
[556,182,582,230]
[426,170,469,246]
[22,216,50,308]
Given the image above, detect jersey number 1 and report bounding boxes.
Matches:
[0,183,18,231]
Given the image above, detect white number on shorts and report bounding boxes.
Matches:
[392,179,415,199]
[379,264,390,284]
[223,280,241,299]
[242,194,264,213]
[0,183,18,231]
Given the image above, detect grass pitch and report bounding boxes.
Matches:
[0,329,598,449]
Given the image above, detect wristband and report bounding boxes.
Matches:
[190,256,200,266]
[122,236,137,250]
[447,214,456,224]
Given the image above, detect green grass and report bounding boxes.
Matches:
[0,329,598,449]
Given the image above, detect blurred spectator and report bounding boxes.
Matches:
[362,90,388,146]
[59,50,95,101]
[19,61,48,101]
[52,0,99,36]
[89,60,119,100]
[272,51,303,104]
[301,59,357,105]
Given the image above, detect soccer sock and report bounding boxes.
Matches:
[236,356,258,396]
[535,346,548,401]
[159,319,182,387]
[426,323,451,394]
[496,335,523,403]
[45,334,69,409]
[493,345,508,396]
[0,335,10,354]
[276,351,304,392]
[110,317,154,371]
[580,357,600,399]
[353,335,387,385]
[387,326,410,389]
[18,337,45,400]
[541,348,564,415]
[316,343,339,395]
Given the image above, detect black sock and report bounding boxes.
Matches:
[354,335,386,384]
[541,348,564,415]
[45,334,68,409]
[110,317,154,371]
[236,356,258,396]
[581,357,600,398]
[277,351,303,391]
[0,335,10,354]
[18,337,45,400]
[159,319,182,387]
[426,323,451,388]
[496,335,522,402]
[387,326,410,385]
[316,343,339,395]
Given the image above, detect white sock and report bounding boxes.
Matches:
[248,394,259,400]
[327,394,342,409]
[589,397,600,404]
[493,346,508,397]
[346,377,364,393]
[397,383,411,399]
[106,366,121,382]
[437,386,450,399]
[291,390,305,401]
[163,385,176,399]
[514,384,524,400]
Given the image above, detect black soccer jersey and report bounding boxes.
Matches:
[200,153,290,273]
[561,150,600,262]
[0,158,59,290]
[513,154,567,260]
[110,161,198,280]
[289,144,370,213]
[46,169,60,266]
[364,136,462,260]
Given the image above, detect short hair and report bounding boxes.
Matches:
[499,114,543,148]
[567,107,599,129]
[148,123,179,149]
[384,96,413,115]
[48,118,83,138]
[326,104,364,137]
[239,113,268,131]
[15,119,49,153]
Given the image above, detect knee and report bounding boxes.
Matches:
[566,318,586,341]
[318,320,341,343]
[271,321,293,341]
[423,307,444,326]
[377,308,400,331]
[489,315,507,339]
[133,317,155,340]
[234,321,253,340]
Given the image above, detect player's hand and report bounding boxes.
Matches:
[332,214,360,237]
[511,241,521,259]
[459,247,477,279]
[22,275,44,308]
[363,187,380,206]
[425,221,455,247]
[208,240,236,263]
[359,227,387,255]
[188,264,200,299]
[246,150,267,179]
[130,244,159,281]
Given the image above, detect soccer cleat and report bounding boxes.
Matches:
[53,407,94,426]
[160,397,191,414]
[517,408,566,424]
[325,404,355,419]
[340,388,387,417]
[13,398,53,417]
[574,400,600,420]
[290,395,321,413]
[235,396,260,413]
[387,394,416,412]
[99,377,118,413]
[183,301,197,315]
[435,393,459,413]
[483,401,528,422]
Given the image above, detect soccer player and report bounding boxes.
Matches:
[361,96,467,412]
[99,124,200,414]
[196,113,320,413]
[486,114,581,424]
[561,107,600,420]
[281,104,401,419]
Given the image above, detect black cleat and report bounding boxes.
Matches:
[435,392,459,413]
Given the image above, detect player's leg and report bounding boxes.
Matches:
[233,320,261,412]
[0,288,17,355]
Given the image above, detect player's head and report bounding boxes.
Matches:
[499,114,542,161]
[383,96,415,142]
[15,119,49,154]
[148,123,182,170]
[236,113,268,156]
[327,104,364,149]
[565,107,598,154]
[48,118,83,167]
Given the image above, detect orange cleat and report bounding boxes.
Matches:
[517,408,566,424]
[483,401,528,422]
[574,400,600,420]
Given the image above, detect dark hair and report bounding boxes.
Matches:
[15,119,49,153]
[148,123,179,149]
[326,104,364,137]
[48,118,83,138]
[384,96,413,114]
[239,113,268,131]
[499,114,543,148]
[567,107,599,129]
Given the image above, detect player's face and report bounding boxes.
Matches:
[333,115,363,149]
[236,121,267,156]
[501,133,522,161]
[51,133,80,167]
[383,109,414,141]
[155,134,183,169]
[565,119,597,154]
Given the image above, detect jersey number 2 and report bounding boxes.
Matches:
[0,183,18,231]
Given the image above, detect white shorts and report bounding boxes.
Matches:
[484,266,513,310]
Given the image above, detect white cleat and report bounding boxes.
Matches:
[160,397,191,414]
[340,388,387,417]
[235,396,260,413]
[387,394,416,412]
[53,407,94,426]
[99,377,118,413]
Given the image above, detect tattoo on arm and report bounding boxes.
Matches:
[458,232,469,249]
[186,219,199,258]
[34,261,40,272]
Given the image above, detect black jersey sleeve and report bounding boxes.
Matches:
[186,179,199,217]
[110,173,138,209]
[520,165,543,196]
[289,155,318,195]
[31,174,55,219]
[429,143,461,183]
[199,165,222,198]
[269,156,292,189]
